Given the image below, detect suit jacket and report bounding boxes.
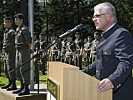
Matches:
[83,23,133,100]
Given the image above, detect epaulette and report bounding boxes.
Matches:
[21,25,27,31]
[16,27,20,32]
[9,29,15,33]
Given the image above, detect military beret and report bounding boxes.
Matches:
[14,13,24,19]
[3,17,12,21]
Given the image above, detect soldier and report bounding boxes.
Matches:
[74,32,83,70]
[64,35,76,65]
[49,35,61,61]
[83,36,92,66]
[89,32,101,64]
[1,17,17,90]
[13,13,32,95]
[0,31,3,52]
[0,31,3,76]
[38,33,48,75]
[33,33,48,83]
[33,35,40,83]
[60,37,67,62]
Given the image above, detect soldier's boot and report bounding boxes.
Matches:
[41,66,46,75]
[18,84,30,96]
[7,81,17,91]
[1,79,12,89]
[12,83,24,94]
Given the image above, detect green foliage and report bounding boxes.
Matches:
[40,0,96,38]
[0,1,21,33]
[0,0,132,38]
[34,0,44,34]
[39,0,133,38]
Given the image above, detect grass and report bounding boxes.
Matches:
[0,61,47,86]
[0,73,8,86]
[0,72,47,87]
[132,70,133,77]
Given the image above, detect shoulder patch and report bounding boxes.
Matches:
[21,26,26,30]
[9,29,15,33]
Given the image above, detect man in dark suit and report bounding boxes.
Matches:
[83,2,133,100]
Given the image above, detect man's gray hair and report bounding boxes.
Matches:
[94,2,117,22]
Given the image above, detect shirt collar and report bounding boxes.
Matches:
[103,23,116,34]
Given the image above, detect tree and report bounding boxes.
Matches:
[34,0,44,35]
[40,0,133,37]
[0,0,132,39]
[40,0,96,38]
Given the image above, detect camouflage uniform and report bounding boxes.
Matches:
[33,39,40,83]
[89,40,97,63]
[83,38,92,66]
[74,38,83,69]
[39,37,48,75]
[0,34,3,76]
[60,38,66,62]
[90,32,100,63]
[74,33,83,70]
[49,37,61,61]
[65,36,76,65]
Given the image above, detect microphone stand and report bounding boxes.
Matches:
[9,38,62,95]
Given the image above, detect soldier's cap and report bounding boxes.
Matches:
[75,32,80,35]
[3,17,13,21]
[40,32,46,36]
[14,13,24,19]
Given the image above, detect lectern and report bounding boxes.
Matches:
[47,61,112,100]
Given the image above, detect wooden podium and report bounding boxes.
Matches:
[47,61,112,100]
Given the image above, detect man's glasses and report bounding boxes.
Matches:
[92,13,107,19]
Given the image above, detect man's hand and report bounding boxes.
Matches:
[97,78,114,92]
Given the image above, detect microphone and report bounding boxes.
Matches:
[59,24,88,39]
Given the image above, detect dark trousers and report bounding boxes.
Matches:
[16,49,30,85]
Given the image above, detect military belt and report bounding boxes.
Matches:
[66,52,73,56]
